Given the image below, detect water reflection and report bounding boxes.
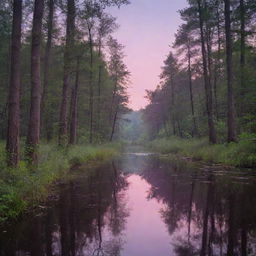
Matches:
[135,155,256,256]
[0,163,129,256]
[1,154,256,256]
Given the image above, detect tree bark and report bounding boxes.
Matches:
[59,0,75,146]
[109,78,118,123]
[214,1,221,120]
[97,41,102,134]
[197,0,216,144]
[110,104,119,142]
[26,0,45,164]
[170,77,176,136]
[187,44,197,136]
[239,0,245,117]
[41,0,54,139]
[69,56,80,145]
[6,0,22,167]
[88,26,94,144]
[224,0,236,142]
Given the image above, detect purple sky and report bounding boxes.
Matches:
[109,0,188,110]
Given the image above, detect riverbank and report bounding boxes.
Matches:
[148,135,256,168]
[0,142,121,223]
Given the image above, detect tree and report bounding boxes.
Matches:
[96,13,117,134]
[59,0,75,146]
[197,0,217,144]
[41,0,55,140]
[26,0,45,163]
[69,56,80,145]
[6,0,22,167]
[107,37,130,141]
[0,1,12,140]
[82,0,100,144]
[239,0,245,98]
[174,24,198,136]
[160,52,179,136]
[224,0,236,142]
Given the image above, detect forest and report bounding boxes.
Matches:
[0,0,130,167]
[0,0,256,232]
[141,0,256,167]
[0,0,131,222]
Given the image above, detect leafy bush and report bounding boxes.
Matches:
[0,192,26,222]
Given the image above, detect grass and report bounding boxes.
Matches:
[148,134,256,168]
[0,142,121,223]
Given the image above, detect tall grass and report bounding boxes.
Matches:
[148,134,256,168]
[0,142,120,223]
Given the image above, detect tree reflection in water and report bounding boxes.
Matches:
[1,155,256,256]
[0,162,129,256]
[136,155,256,256]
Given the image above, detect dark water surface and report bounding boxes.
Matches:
[1,153,256,255]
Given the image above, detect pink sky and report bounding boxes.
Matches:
[109,0,188,110]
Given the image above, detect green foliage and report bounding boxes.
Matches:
[142,0,256,144]
[68,144,119,166]
[0,142,120,223]
[149,135,256,168]
[0,192,26,223]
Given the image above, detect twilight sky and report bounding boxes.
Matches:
[109,0,188,110]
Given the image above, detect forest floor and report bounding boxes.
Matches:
[148,135,256,168]
[0,142,122,223]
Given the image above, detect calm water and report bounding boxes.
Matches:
[1,153,256,256]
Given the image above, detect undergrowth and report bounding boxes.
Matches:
[0,142,120,223]
[148,133,256,168]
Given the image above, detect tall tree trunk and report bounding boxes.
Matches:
[187,44,197,136]
[213,63,218,121]
[88,26,94,144]
[197,0,216,144]
[170,77,176,135]
[109,78,118,122]
[110,104,119,142]
[41,0,54,139]
[26,0,45,164]
[69,56,80,145]
[239,0,245,117]
[205,1,213,86]
[224,0,236,142]
[214,1,221,121]
[59,0,75,145]
[97,41,102,134]
[6,0,22,167]
[177,119,183,138]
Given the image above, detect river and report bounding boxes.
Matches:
[1,153,256,255]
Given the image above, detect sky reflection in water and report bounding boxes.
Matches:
[1,154,256,255]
